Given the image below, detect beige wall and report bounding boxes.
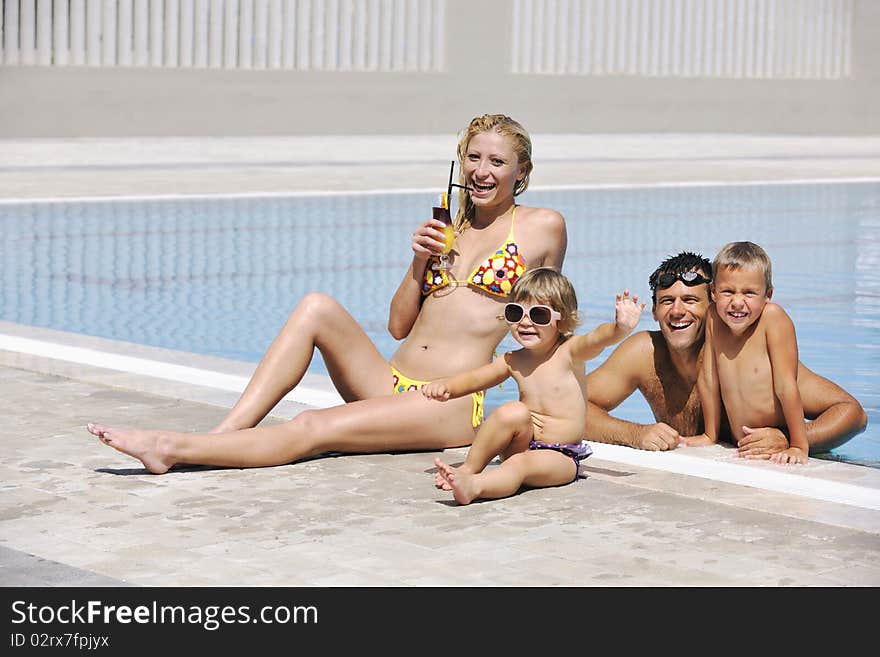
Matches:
[1,0,878,138]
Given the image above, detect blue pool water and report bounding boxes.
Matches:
[1,182,878,467]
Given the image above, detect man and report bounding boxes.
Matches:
[584,252,867,457]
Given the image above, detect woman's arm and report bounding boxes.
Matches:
[388,218,450,340]
[532,209,567,270]
[388,260,427,340]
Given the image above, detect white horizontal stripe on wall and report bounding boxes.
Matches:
[0,0,445,71]
[512,0,853,79]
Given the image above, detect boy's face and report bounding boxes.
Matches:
[652,273,711,353]
[711,265,772,334]
[506,297,561,350]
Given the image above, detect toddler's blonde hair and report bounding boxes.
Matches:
[508,267,579,338]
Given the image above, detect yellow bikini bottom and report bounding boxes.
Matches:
[391,365,484,428]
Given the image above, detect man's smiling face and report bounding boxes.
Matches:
[652,277,711,353]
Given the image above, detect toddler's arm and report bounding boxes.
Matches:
[420,356,510,402]
[571,291,645,362]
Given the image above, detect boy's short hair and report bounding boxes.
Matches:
[713,241,773,292]
[648,252,713,305]
[508,267,579,337]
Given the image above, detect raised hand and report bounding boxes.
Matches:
[614,290,646,334]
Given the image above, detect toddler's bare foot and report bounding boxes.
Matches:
[86,423,177,474]
[434,457,479,505]
[434,461,476,491]
[434,469,452,491]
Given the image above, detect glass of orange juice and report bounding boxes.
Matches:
[434,160,472,271]
[433,192,455,270]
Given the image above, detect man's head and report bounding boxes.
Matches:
[649,252,713,352]
[712,241,773,334]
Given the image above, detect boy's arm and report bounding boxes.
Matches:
[421,355,510,401]
[681,311,720,447]
[737,365,867,457]
[765,305,809,462]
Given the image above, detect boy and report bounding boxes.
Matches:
[425,267,645,504]
[684,241,809,464]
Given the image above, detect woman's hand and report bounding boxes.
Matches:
[412,219,451,260]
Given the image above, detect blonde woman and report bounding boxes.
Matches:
[88,114,568,474]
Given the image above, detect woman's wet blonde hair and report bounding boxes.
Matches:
[453,114,533,232]
[508,267,580,338]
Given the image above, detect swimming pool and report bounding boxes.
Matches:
[1,181,878,466]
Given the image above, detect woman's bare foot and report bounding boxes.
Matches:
[434,457,479,505]
[86,423,177,474]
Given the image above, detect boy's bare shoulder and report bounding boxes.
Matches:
[759,301,794,326]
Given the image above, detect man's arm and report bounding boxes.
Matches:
[737,363,867,457]
[584,332,681,451]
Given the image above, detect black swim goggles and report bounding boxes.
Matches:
[503,303,561,326]
[655,271,712,289]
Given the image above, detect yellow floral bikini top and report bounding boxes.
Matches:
[422,206,527,297]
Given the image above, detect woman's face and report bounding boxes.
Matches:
[462,130,526,209]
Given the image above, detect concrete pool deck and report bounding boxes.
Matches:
[1,134,879,586]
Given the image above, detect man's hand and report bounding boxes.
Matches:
[736,425,788,459]
[631,423,680,451]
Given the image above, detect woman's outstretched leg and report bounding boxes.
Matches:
[212,293,390,433]
[89,389,478,474]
